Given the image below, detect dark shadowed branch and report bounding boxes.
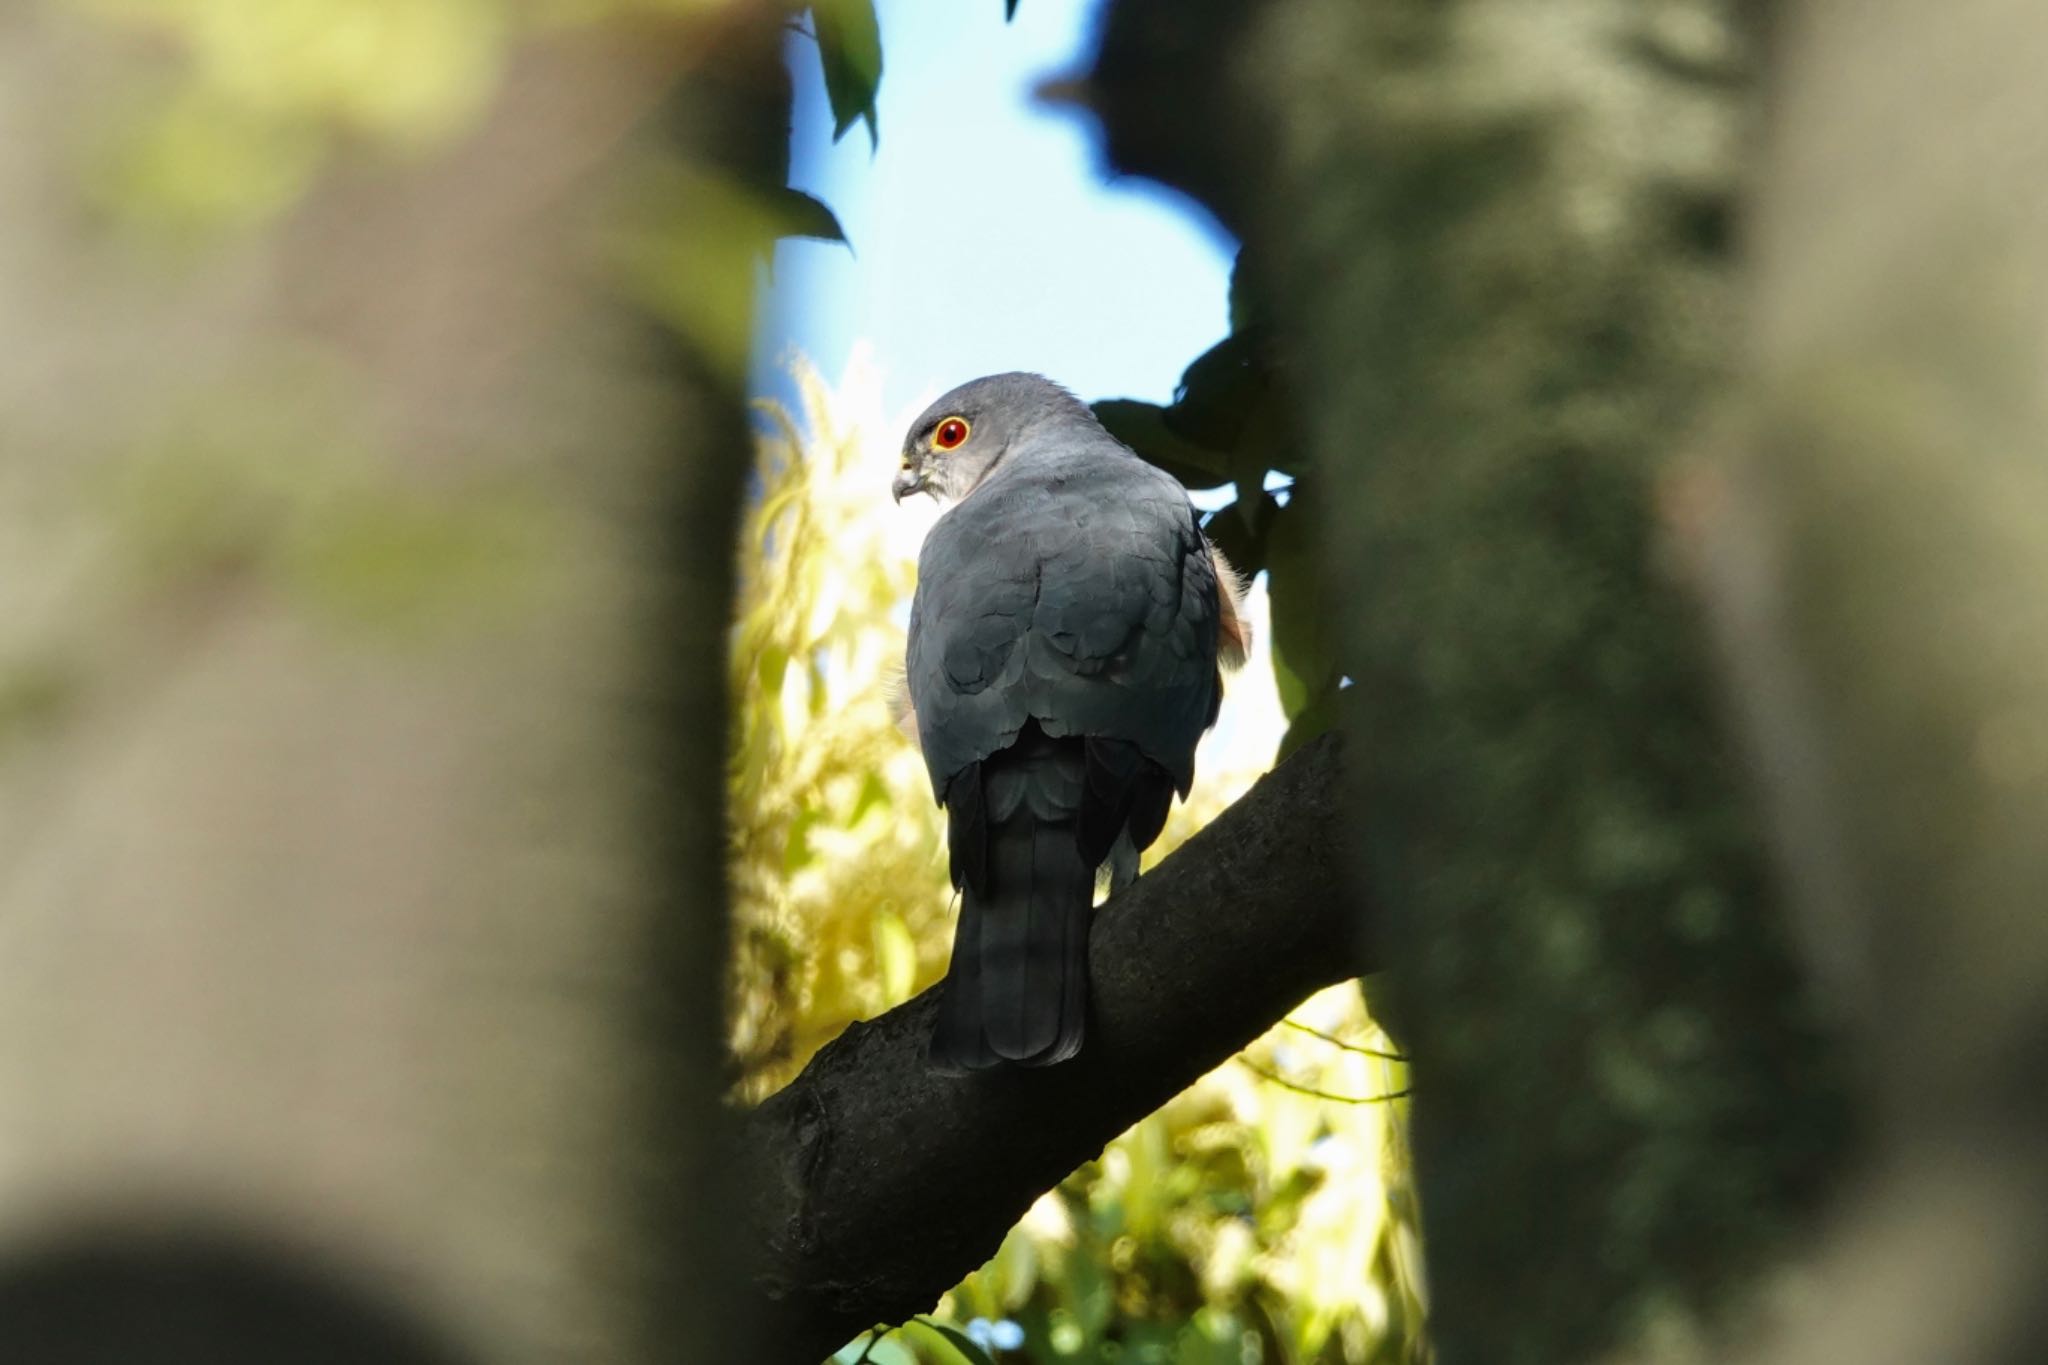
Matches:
[739,732,1363,1363]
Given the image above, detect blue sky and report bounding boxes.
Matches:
[752,0,1237,419]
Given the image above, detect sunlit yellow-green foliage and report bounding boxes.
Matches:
[731,360,1429,1364]
[727,357,957,1091]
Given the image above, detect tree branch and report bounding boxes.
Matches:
[739,732,1362,1362]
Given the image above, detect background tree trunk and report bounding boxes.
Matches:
[1085,4,1849,1363]
[1691,4,2048,1362]
[0,9,769,1362]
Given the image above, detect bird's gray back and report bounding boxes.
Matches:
[908,431,1220,800]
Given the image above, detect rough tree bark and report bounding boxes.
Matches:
[0,9,774,1363]
[743,733,1358,1364]
[1082,4,1849,1365]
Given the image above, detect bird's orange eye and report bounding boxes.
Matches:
[933,417,970,451]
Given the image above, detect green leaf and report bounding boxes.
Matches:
[769,186,849,247]
[1096,299,1306,496]
[1093,398,1233,490]
[831,1329,916,1365]
[903,1319,995,1365]
[813,0,883,150]
[1264,497,1340,732]
[985,1224,1041,1309]
[1169,331,1266,454]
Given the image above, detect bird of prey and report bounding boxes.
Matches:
[892,372,1246,1070]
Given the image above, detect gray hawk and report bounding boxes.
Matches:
[892,372,1246,1070]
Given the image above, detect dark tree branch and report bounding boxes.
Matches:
[739,732,1363,1363]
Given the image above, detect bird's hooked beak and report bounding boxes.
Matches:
[892,451,929,504]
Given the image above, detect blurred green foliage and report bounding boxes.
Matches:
[728,363,1429,1364]
[810,0,883,148]
[65,0,857,249]
[72,0,515,229]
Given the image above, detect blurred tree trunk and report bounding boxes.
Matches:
[0,8,769,1363]
[1689,4,2048,1363]
[1086,3,1848,1363]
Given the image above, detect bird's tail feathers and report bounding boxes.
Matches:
[932,733,1094,1071]
[932,809,1092,1070]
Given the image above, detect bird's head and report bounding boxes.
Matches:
[893,372,1098,504]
